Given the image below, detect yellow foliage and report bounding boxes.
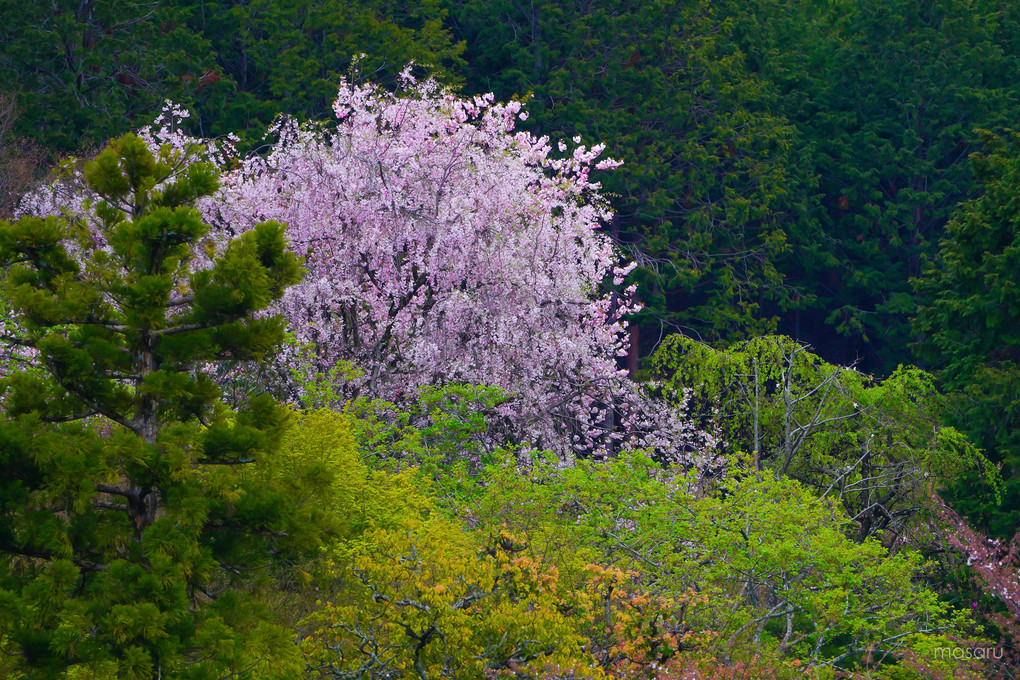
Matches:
[302,522,603,679]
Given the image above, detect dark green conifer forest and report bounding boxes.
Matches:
[2,1,1019,678]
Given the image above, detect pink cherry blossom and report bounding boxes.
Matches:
[13,78,714,464]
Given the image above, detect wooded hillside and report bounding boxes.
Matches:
[2,1,1018,678]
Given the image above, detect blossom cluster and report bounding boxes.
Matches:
[13,77,713,462]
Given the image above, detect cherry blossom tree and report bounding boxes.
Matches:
[213,73,713,460]
[935,494,1020,618]
[933,494,1020,679]
[14,77,713,463]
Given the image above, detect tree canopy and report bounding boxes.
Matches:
[0,132,330,679]
[914,130,1020,537]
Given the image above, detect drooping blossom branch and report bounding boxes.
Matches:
[934,492,1020,619]
[205,71,713,462]
[11,76,716,464]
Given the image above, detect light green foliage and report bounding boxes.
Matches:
[287,355,512,471]
[286,370,518,514]
[285,337,365,410]
[649,335,999,543]
[690,472,963,667]
[459,448,976,672]
[287,410,593,678]
[272,409,425,555]
[414,384,509,463]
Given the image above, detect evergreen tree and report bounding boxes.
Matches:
[914,130,1020,538]
[0,0,216,152]
[725,0,1020,371]
[0,133,318,679]
[180,0,465,140]
[446,0,809,350]
[0,0,464,153]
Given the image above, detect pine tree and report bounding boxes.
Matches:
[0,133,315,679]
